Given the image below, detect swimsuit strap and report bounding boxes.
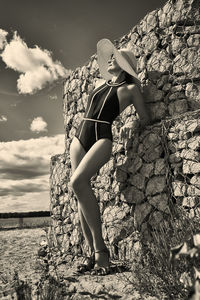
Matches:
[83,118,111,125]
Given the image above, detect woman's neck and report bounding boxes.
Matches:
[111,71,126,83]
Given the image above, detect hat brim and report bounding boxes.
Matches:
[97,39,138,81]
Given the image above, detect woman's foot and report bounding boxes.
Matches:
[91,248,110,275]
[75,252,95,274]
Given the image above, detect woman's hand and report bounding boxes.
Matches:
[119,121,138,139]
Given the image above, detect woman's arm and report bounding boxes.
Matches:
[118,84,151,126]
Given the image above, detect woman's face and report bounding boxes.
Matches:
[107,53,122,75]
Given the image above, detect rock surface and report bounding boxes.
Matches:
[50,0,200,261]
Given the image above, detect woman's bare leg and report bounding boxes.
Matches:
[70,137,94,252]
[70,138,112,267]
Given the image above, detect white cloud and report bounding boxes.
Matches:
[0,135,65,176]
[0,191,50,213]
[0,31,70,94]
[49,94,58,101]
[0,29,8,50]
[0,134,65,212]
[0,115,7,122]
[30,116,48,133]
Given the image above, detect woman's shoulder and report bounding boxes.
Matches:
[117,83,138,97]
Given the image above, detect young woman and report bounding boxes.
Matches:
[69,39,151,275]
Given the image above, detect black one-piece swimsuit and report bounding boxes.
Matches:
[75,80,126,153]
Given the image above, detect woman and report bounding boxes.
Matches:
[69,39,151,275]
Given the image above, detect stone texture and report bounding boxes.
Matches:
[172,181,187,197]
[183,160,200,174]
[121,186,145,204]
[168,99,188,116]
[190,175,200,189]
[180,149,200,161]
[129,173,146,190]
[148,193,170,213]
[188,136,200,150]
[49,0,200,259]
[146,176,166,196]
[182,197,199,208]
[133,202,152,229]
[143,83,165,102]
[173,48,200,77]
[147,50,172,73]
[148,211,165,228]
[139,162,154,177]
[154,159,166,175]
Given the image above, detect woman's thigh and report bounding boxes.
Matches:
[70,137,86,174]
[71,138,112,182]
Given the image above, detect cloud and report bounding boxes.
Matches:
[0,115,7,122]
[0,191,50,213]
[0,134,65,180]
[0,31,70,94]
[49,94,58,101]
[0,29,8,50]
[0,176,49,196]
[0,134,65,212]
[30,116,48,133]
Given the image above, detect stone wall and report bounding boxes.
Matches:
[49,0,200,259]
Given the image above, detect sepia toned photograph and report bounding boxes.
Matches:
[0,0,200,299]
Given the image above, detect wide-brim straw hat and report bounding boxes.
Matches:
[97,38,138,81]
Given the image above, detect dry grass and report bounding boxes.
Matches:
[126,206,200,300]
[1,207,200,299]
[0,228,47,298]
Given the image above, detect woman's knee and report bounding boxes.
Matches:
[70,173,89,194]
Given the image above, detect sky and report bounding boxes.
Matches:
[0,0,166,213]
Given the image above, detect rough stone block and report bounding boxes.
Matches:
[183,160,200,174]
[129,173,145,190]
[173,48,200,77]
[180,149,200,161]
[104,216,135,244]
[138,10,158,34]
[147,49,172,73]
[121,186,145,204]
[143,83,165,102]
[187,185,200,196]
[182,197,199,208]
[190,175,200,189]
[148,193,170,213]
[148,211,164,228]
[185,82,200,108]
[169,152,182,163]
[187,34,200,48]
[103,204,130,225]
[139,162,154,177]
[146,176,166,196]
[141,32,159,54]
[133,202,152,229]
[143,145,163,163]
[148,102,167,121]
[154,159,166,175]
[187,136,200,150]
[172,181,186,197]
[128,156,143,174]
[170,36,186,55]
[168,99,188,116]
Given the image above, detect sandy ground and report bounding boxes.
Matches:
[0,228,46,298]
[0,228,161,300]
